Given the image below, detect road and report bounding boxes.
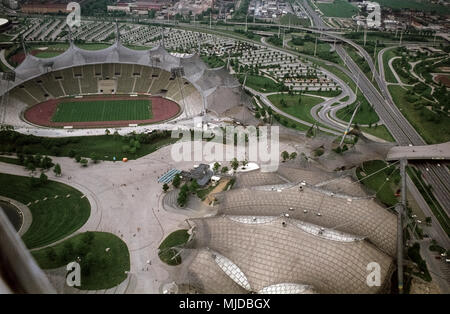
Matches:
[299,2,450,277]
[244,86,342,136]
[300,0,329,30]
[378,47,450,215]
[7,11,450,232]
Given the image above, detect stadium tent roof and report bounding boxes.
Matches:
[215,187,398,257]
[182,216,394,294]
[1,42,250,114]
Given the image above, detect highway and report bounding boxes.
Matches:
[293,4,450,215]
[299,0,329,30]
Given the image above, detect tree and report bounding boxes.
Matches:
[80,159,88,167]
[213,162,221,173]
[76,241,89,257]
[425,217,432,225]
[177,192,187,207]
[172,173,181,188]
[105,129,110,136]
[82,232,95,245]
[289,152,297,160]
[231,158,239,171]
[46,247,57,262]
[189,181,199,194]
[39,172,48,185]
[68,149,77,158]
[41,156,53,169]
[26,162,36,173]
[221,166,229,174]
[90,152,100,164]
[53,163,61,176]
[75,155,81,163]
[61,241,74,260]
[81,252,95,276]
[163,183,169,193]
[241,160,248,167]
[281,151,289,162]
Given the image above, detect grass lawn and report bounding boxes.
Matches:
[316,0,359,18]
[376,0,450,15]
[0,130,177,162]
[392,58,416,85]
[237,74,280,93]
[305,89,342,97]
[280,13,310,27]
[268,93,324,125]
[51,99,152,123]
[196,184,216,201]
[356,160,400,207]
[158,229,189,266]
[0,156,21,165]
[344,45,381,92]
[0,173,90,249]
[360,125,395,142]
[34,51,64,58]
[289,39,340,64]
[0,33,13,42]
[383,48,400,84]
[388,85,450,144]
[32,232,130,290]
[336,95,380,125]
[201,55,225,68]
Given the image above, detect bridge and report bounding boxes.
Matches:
[386,142,450,161]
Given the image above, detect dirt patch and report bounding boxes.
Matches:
[24,94,181,128]
[409,277,441,294]
[434,74,450,88]
[10,50,39,65]
[203,178,231,206]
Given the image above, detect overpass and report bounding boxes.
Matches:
[387,142,450,161]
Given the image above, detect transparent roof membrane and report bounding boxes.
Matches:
[293,220,364,242]
[227,216,277,224]
[258,283,315,294]
[211,250,252,291]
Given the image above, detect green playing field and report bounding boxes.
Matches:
[51,99,152,122]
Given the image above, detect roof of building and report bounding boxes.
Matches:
[182,164,213,186]
[182,216,394,294]
[0,18,9,27]
[215,187,397,256]
[0,43,250,115]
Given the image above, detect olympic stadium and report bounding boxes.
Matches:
[0,33,251,130]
